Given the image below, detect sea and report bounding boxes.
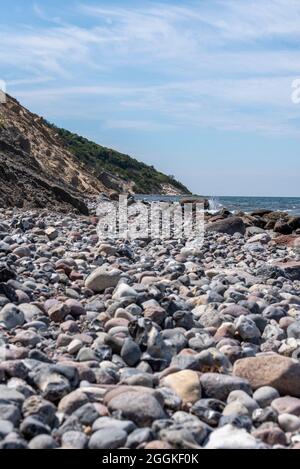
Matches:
[136,195,300,216]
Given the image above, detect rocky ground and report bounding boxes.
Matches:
[0,200,300,450]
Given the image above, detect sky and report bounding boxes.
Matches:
[0,0,300,197]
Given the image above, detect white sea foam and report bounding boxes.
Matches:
[208,197,222,212]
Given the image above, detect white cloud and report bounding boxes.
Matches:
[104,119,175,131]
[1,0,300,135]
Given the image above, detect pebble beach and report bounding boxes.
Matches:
[0,198,300,450]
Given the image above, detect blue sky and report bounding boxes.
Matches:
[0,0,300,196]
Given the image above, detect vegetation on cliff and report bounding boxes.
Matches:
[49,125,190,194]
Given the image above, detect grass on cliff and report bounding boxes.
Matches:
[46,124,190,194]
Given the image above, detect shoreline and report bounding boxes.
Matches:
[135,194,300,217]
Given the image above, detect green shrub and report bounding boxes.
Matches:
[46,123,190,194]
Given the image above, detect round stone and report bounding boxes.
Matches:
[28,435,58,449]
[253,387,280,408]
[222,401,249,417]
[61,431,88,449]
[92,417,135,434]
[271,396,300,416]
[205,424,265,449]
[227,390,259,413]
[0,419,14,438]
[0,304,25,329]
[235,315,261,341]
[278,413,300,432]
[85,266,121,293]
[200,373,252,401]
[287,321,300,340]
[120,339,141,367]
[161,370,201,404]
[20,416,50,439]
[88,428,127,449]
[107,391,167,427]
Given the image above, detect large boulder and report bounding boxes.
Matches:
[233,354,300,397]
[206,217,246,235]
[274,220,292,235]
[288,216,300,231]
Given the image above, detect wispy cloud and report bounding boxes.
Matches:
[1,0,300,136]
[104,119,175,131]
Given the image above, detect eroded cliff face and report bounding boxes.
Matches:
[0,94,189,214]
[0,95,110,213]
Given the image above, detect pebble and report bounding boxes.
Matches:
[252,424,287,446]
[252,407,278,425]
[253,386,280,408]
[28,435,59,449]
[113,283,138,301]
[85,266,121,293]
[200,373,252,401]
[92,416,135,434]
[233,354,300,397]
[235,315,261,341]
[58,389,88,415]
[287,321,300,340]
[107,391,167,427]
[89,428,127,449]
[0,419,14,438]
[48,303,70,323]
[227,390,259,413]
[223,401,250,417]
[73,403,101,425]
[161,370,201,405]
[126,428,154,448]
[61,431,88,449]
[278,413,300,432]
[18,304,44,322]
[120,339,141,367]
[0,304,25,329]
[271,396,300,416]
[0,404,21,426]
[22,395,56,426]
[20,416,51,439]
[67,339,83,355]
[45,227,58,241]
[0,386,25,406]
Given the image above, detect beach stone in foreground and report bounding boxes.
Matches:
[108,391,167,427]
[278,414,300,432]
[161,370,201,404]
[0,304,25,329]
[28,435,58,450]
[253,387,280,408]
[205,424,266,449]
[89,428,127,449]
[233,354,300,397]
[200,373,252,401]
[85,266,121,293]
[271,396,300,416]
